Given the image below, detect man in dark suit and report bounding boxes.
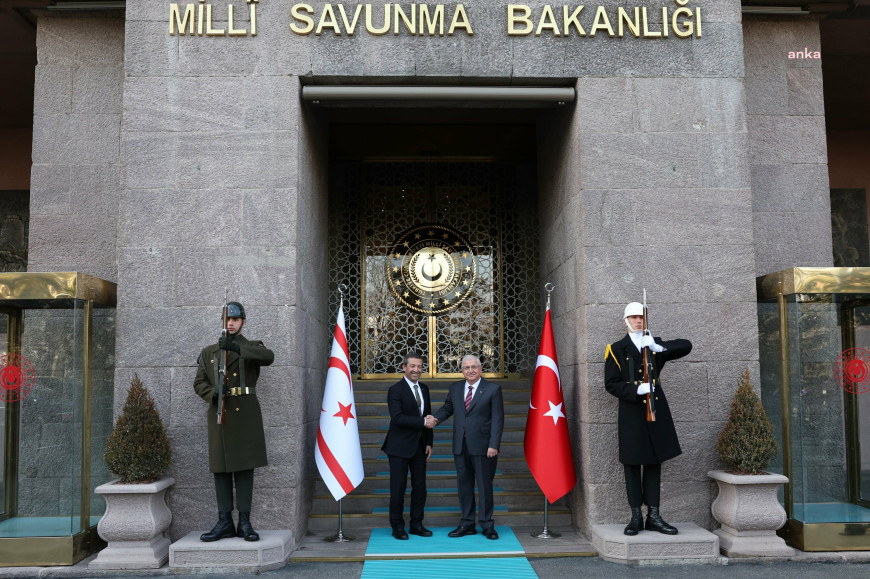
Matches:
[381,351,434,540]
[605,301,692,536]
[431,354,504,540]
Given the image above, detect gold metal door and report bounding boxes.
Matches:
[328,159,538,379]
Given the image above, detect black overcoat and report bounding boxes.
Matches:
[604,334,692,465]
[193,334,275,473]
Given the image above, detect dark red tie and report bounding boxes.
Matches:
[464,385,473,412]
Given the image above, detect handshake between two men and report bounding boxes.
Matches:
[424,412,499,459]
[382,352,505,541]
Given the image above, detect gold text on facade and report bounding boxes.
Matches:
[169,1,702,38]
[170,0,259,36]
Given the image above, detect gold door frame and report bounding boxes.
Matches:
[840,300,870,510]
[1,307,21,523]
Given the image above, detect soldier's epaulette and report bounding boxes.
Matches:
[604,344,621,371]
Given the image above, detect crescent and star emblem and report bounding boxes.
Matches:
[421,254,443,282]
[387,224,477,315]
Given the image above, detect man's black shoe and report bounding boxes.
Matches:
[624,507,643,536]
[392,528,409,540]
[409,526,433,537]
[645,507,678,535]
[200,512,236,542]
[482,528,499,540]
[447,526,477,537]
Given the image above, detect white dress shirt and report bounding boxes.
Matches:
[404,376,424,415]
[464,378,482,402]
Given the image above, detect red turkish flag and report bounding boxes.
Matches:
[524,308,577,503]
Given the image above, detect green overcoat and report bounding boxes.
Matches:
[193,334,275,473]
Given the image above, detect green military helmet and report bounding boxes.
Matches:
[227,301,246,319]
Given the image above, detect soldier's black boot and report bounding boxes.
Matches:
[623,507,644,536]
[237,511,260,542]
[200,512,236,542]
[645,507,678,535]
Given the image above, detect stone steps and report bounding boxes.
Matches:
[588,523,720,564]
[306,378,573,532]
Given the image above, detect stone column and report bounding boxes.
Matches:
[541,1,758,535]
[120,3,328,541]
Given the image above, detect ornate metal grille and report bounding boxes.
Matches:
[328,160,538,378]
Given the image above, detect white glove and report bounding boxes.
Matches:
[637,382,651,395]
[640,335,664,353]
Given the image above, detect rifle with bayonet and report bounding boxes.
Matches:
[217,289,228,425]
[642,289,657,422]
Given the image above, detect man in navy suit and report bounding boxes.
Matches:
[431,354,504,540]
[381,352,434,540]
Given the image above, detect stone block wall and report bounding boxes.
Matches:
[744,18,833,275]
[29,12,124,282]
[121,1,330,542]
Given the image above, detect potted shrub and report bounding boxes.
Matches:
[89,374,174,569]
[708,368,794,557]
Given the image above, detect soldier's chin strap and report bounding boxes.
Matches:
[624,319,642,334]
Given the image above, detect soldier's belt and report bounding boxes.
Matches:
[227,387,252,396]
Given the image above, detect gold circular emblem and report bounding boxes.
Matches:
[388,224,477,315]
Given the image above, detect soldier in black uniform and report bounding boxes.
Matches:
[605,301,691,536]
[194,302,274,542]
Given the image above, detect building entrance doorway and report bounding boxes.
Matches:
[326,120,540,379]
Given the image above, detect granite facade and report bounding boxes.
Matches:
[22,0,838,544]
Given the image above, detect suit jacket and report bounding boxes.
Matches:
[434,378,504,456]
[604,333,692,465]
[381,378,433,459]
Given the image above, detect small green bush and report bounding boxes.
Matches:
[104,374,172,483]
[717,368,779,475]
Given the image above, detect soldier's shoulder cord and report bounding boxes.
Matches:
[605,344,621,371]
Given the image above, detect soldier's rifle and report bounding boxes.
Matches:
[217,289,228,424]
[642,289,657,422]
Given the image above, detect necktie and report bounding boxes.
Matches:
[465,385,473,412]
[413,383,422,415]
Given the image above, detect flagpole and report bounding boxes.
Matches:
[325,498,355,542]
[530,282,562,539]
[324,284,356,543]
[531,496,561,539]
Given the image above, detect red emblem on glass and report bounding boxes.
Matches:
[0,354,36,402]
[835,348,870,395]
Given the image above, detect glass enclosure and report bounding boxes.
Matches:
[758,267,870,551]
[0,272,115,565]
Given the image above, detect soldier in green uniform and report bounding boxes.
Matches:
[194,301,274,542]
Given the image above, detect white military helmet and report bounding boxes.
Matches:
[623,302,644,319]
[623,302,644,333]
